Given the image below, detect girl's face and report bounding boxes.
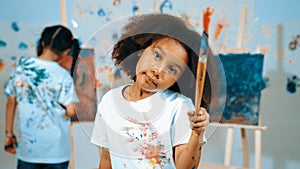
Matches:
[136,37,188,92]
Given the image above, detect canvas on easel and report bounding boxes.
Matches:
[201,5,268,169]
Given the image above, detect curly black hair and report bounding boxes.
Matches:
[112,13,218,110]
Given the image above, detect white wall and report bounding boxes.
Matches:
[1,0,300,169]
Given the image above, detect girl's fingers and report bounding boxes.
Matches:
[188,110,209,123]
[187,111,196,122]
[188,107,209,133]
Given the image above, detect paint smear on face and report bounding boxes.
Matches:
[202,7,214,35]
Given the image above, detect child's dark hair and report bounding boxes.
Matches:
[37,25,81,78]
[112,13,218,110]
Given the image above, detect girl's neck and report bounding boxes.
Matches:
[123,83,155,101]
[38,48,60,62]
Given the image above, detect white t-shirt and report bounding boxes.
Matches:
[91,85,195,168]
[4,56,78,163]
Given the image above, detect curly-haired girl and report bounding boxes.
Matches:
[91,13,215,169]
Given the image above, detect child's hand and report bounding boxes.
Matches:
[4,135,17,154]
[187,107,209,135]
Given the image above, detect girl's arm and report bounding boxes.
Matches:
[5,95,17,154]
[98,147,112,169]
[174,108,209,169]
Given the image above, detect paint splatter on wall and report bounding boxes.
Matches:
[202,7,214,35]
[0,59,4,71]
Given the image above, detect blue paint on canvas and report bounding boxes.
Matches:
[215,53,266,125]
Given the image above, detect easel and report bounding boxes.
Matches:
[200,6,268,169]
[201,118,268,169]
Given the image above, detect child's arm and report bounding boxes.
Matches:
[98,147,112,169]
[5,95,17,154]
[174,108,209,169]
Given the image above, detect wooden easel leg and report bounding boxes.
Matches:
[69,124,75,169]
[254,129,262,169]
[241,128,249,168]
[224,127,234,166]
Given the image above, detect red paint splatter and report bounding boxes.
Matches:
[12,62,16,67]
[95,79,103,88]
[213,18,229,42]
[202,7,214,35]
[0,60,4,71]
[213,23,224,42]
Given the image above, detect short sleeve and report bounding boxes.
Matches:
[90,101,110,148]
[58,73,78,106]
[171,97,194,146]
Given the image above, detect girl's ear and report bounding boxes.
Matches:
[41,41,45,47]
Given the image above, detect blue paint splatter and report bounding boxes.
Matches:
[0,40,7,47]
[160,0,173,13]
[97,8,105,17]
[112,33,119,41]
[11,56,17,60]
[80,49,92,58]
[18,42,28,50]
[12,22,20,32]
[114,68,122,79]
[132,5,139,14]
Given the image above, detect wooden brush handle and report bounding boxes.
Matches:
[195,61,207,113]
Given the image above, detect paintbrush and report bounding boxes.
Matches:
[194,31,209,143]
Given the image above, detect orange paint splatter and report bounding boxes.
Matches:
[202,7,214,35]
[213,17,230,42]
[195,20,200,27]
[95,79,103,88]
[213,23,224,42]
[12,62,16,67]
[0,60,4,71]
[261,25,271,38]
[288,59,293,64]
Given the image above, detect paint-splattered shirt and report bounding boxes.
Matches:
[91,85,194,168]
[4,56,78,163]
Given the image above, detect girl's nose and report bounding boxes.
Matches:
[151,69,160,79]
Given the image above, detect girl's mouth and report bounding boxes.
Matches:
[144,73,158,86]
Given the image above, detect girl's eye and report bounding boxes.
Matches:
[153,51,161,60]
[168,66,177,74]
